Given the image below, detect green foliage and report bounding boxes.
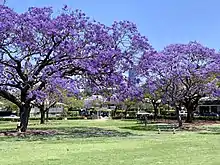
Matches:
[0,97,18,112]
[141,102,154,111]
[123,99,143,111]
[64,96,84,111]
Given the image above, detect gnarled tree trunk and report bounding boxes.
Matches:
[46,110,49,122]
[186,106,194,123]
[19,105,31,132]
[184,97,200,123]
[40,107,46,124]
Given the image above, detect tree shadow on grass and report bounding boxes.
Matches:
[56,127,136,138]
[0,126,138,141]
[198,132,220,135]
[120,125,158,131]
[197,127,220,135]
[120,123,179,132]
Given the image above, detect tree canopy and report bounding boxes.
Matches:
[138,41,220,124]
[0,5,152,131]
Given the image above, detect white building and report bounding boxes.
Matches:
[30,103,65,117]
[197,97,220,114]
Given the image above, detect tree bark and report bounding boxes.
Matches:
[152,102,159,121]
[184,97,201,123]
[19,105,31,132]
[176,106,182,127]
[46,110,49,122]
[40,108,46,124]
[185,107,193,123]
[185,102,197,123]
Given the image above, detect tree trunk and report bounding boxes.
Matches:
[184,97,201,123]
[153,103,158,121]
[185,102,196,123]
[176,106,182,127]
[112,105,118,118]
[186,107,193,123]
[40,108,46,124]
[19,105,31,132]
[124,107,129,119]
[46,110,49,122]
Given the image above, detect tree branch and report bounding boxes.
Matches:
[0,90,21,107]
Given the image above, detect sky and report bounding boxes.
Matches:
[4,0,220,51]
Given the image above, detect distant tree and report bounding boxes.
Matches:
[139,41,219,126]
[0,96,18,112]
[142,83,162,120]
[64,96,84,111]
[33,90,59,124]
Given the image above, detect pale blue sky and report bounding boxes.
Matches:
[5,0,220,51]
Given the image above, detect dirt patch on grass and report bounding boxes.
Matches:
[154,119,220,126]
[0,127,136,138]
[185,120,220,126]
[0,130,58,137]
[148,119,220,131]
[181,121,220,132]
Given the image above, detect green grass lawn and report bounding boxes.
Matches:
[0,120,220,165]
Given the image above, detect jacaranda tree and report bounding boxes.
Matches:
[139,41,219,125]
[0,5,152,131]
[142,81,163,120]
[33,79,75,124]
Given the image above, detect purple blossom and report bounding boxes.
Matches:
[0,5,153,131]
[138,41,219,123]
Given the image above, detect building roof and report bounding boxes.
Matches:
[199,99,220,105]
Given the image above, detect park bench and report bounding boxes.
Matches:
[157,124,177,134]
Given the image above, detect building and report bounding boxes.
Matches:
[197,97,220,114]
[30,103,65,117]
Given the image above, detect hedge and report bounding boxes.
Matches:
[0,116,93,121]
[0,118,20,122]
[0,115,219,122]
